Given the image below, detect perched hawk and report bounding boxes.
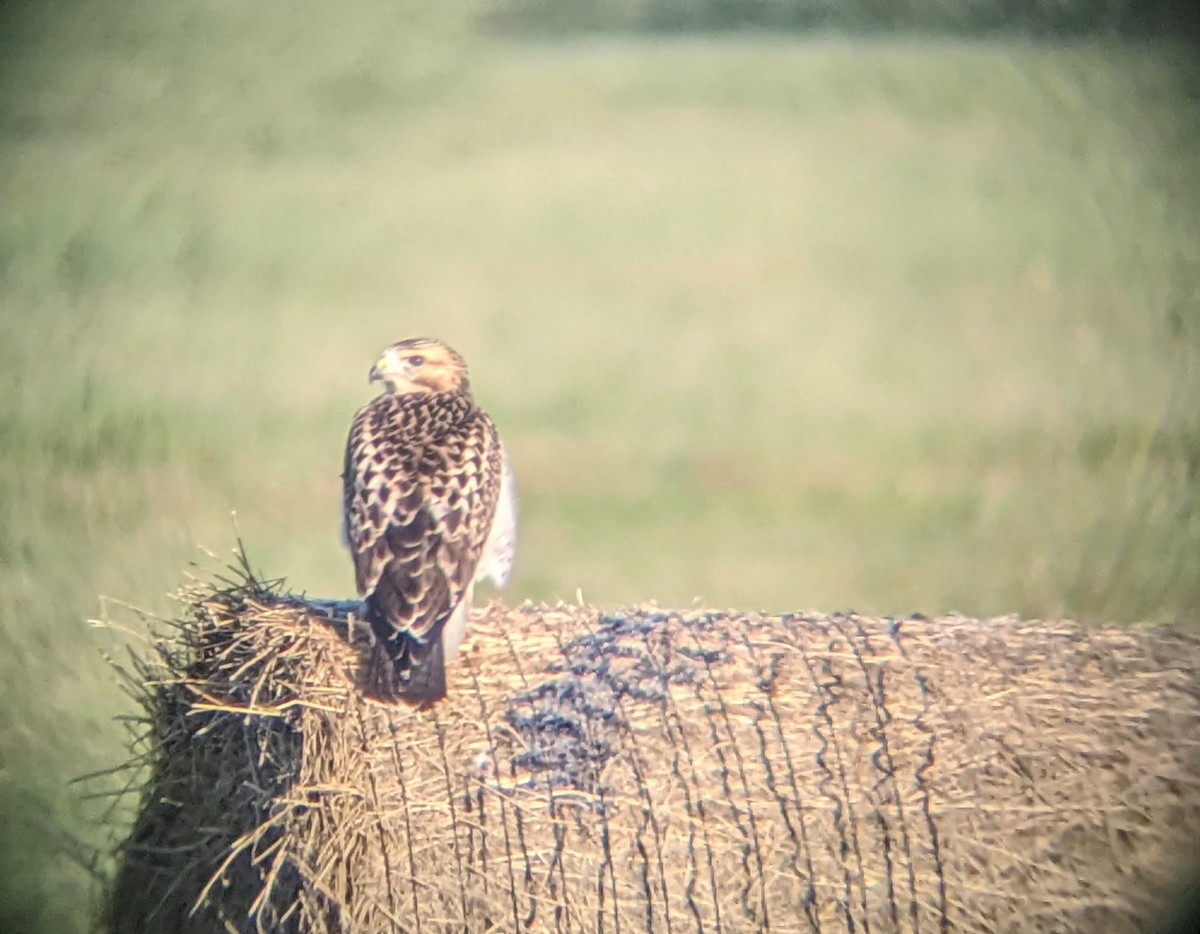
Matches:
[341,338,516,705]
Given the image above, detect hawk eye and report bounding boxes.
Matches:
[408,355,425,367]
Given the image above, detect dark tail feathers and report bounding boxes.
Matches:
[362,617,446,708]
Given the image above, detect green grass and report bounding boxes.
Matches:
[2,3,1200,930]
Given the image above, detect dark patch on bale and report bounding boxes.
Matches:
[105,564,1200,933]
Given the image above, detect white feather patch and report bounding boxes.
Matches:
[475,444,517,589]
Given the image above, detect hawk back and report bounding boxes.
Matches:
[342,391,504,704]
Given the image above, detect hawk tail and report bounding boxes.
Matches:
[362,613,447,708]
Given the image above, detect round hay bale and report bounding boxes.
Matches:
[105,566,1200,933]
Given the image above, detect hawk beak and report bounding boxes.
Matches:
[369,362,383,383]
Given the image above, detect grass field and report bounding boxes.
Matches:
[2,2,1199,930]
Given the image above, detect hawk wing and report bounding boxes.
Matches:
[342,393,503,704]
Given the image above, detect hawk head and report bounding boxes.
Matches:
[369,338,469,396]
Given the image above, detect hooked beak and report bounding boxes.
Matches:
[368,362,383,383]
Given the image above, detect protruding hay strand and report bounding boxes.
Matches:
[105,561,1200,933]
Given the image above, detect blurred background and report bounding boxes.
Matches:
[2,0,1199,929]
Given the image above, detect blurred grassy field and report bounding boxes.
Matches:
[2,2,1200,930]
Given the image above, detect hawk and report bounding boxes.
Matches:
[341,338,516,705]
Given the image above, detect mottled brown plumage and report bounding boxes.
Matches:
[341,338,516,705]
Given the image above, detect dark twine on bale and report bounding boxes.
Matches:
[103,551,1200,933]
